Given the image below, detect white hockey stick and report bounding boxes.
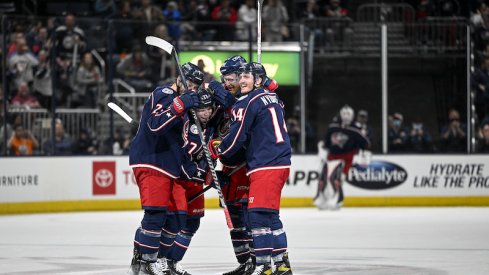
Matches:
[107,102,133,124]
[145,36,234,230]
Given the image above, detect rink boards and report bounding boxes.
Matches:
[1,154,489,214]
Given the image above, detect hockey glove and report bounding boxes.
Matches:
[191,159,209,184]
[208,139,221,160]
[263,77,278,92]
[170,92,199,116]
[208,80,236,108]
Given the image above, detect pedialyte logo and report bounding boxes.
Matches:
[347,161,407,189]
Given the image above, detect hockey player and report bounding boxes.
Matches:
[160,88,217,275]
[211,62,293,275]
[208,55,281,275]
[314,105,370,210]
[127,62,204,275]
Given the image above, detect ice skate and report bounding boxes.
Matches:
[273,253,292,275]
[251,263,272,275]
[222,258,255,275]
[167,259,191,275]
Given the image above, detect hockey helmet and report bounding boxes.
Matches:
[197,87,214,109]
[238,62,267,78]
[181,62,204,86]
[220,55,247,76]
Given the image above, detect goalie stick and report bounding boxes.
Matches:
[145,36,234,230]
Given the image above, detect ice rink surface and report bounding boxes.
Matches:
[1,207,488,275]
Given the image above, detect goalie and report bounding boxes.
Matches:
[314,105,371,210]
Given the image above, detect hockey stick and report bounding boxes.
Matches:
[187,162,246,204]
[145,36,234,229]
[257,0,264,63]
[107,102,134,124]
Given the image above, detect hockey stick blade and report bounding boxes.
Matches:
[107,102,133,124]
[145,36,174,55]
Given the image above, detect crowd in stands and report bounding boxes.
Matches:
[0,0,484,155]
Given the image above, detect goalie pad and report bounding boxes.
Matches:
[353,150,372,167]
[313,159,344,210]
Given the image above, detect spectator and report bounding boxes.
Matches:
[436,0,460,17]
[388,112,409,152]
[263,0,289,42]
[116,44,153,92]
[355,109,372,140]
[94,0,117,18]
[8,38,39,89]
[55,14,86,106]
[163,1,182,41]
[181,0,212,41]
[471,2,489,52]
[132,0,165,23]
[236,0,257,41]
[416,0,435,21]
[439,109,467,152]
[477,120,489,152]
[74,128,98,155]
[10,82,41,109]
[324,0,353,50]
[211,0,238,41]
[7,124,39,156]
[26,25,51,56]
[111,0,135,54]
[8,32,26,56]
[73,52,103,108]
[33,49,53,110]
[55,14,86,66]
[111,127,131,155]
[43,119,74,155]
[197,59,215,83]
[407,117,434,153]
[286,114,301,153]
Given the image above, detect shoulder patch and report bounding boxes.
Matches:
[190,124,199,135]
[161,87,174,95]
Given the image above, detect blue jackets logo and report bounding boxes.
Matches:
[347,161,407,189]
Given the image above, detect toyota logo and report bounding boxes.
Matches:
[95,169,114,188]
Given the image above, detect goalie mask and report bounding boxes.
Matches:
[339,105,354,126]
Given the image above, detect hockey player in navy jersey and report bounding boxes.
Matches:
[158,88,217,275]
[127,62,204,275]
[314,105,370,210]
[211,62,293,275]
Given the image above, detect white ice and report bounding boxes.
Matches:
[0,207,488,274]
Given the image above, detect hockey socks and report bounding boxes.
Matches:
[271,215,288,263]
[158,214,186,258]
[249,211,274,265]
[136,210,166,261]
[228,205,252,264]
[169,218,200,261]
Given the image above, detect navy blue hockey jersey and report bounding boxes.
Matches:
[218,88,291,175]
[323,122,370,154]
[129,85,186,178]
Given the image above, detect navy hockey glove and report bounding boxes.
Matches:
[263,77,278,92]
[208,80,236,108]
[170,92,199,116]
[191,159,209,184]
[205,170,230,189]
